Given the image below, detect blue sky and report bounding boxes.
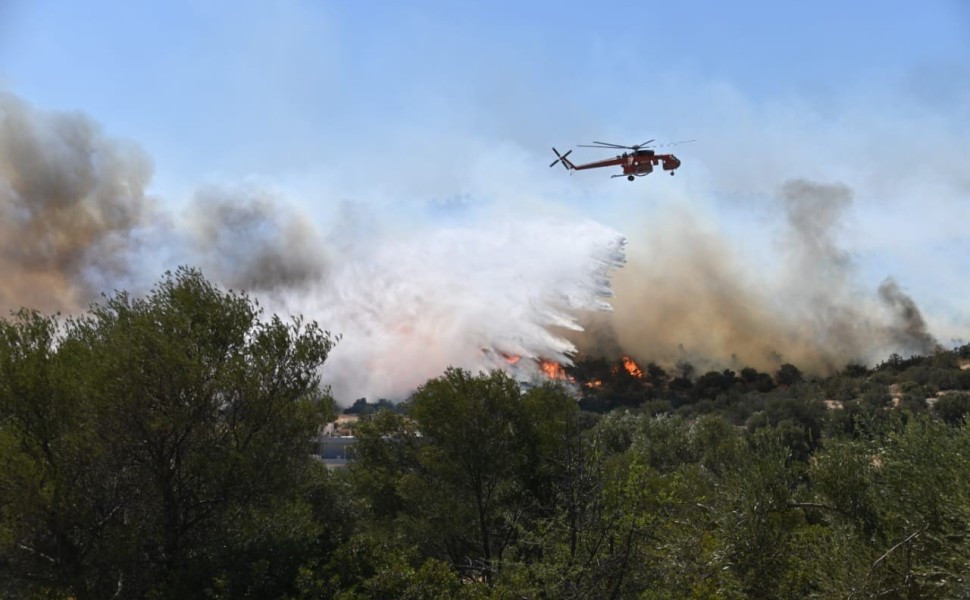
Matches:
[2,0,969,349]
[4,1,966,186]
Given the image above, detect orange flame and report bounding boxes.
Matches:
[622,356,643,378]
[585,379,603,389]
[503,353,522,365]
[539,359,569,380]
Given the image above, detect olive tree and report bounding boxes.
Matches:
[350,368,579,586]
[0,267,336,599]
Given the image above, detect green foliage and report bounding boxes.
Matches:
[343,397,401,415]
[302,530,483,600]
[694,369,738,400]
[843,362,870,377]
[775,363,803,387]
[740,366,776,393]
[349,369,580,586]
[811,437,883,537]
[933,392,970,425]
[747,393,826,462]
[0,267,337,599]
[854,416,970,598]
[5,277,970,598]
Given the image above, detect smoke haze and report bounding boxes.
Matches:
[277,216,626,402]
[577,179,941,374]
[878,277,939,356]
[184,185,328,293]
[0,92,955,403]
[0,92,155,312]
[0,94,327,312]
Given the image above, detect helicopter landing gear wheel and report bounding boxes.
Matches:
[670,171,675,176]
[627,175,635,181]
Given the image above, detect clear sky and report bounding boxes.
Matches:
[2,0,969,378]
[3,1,966,190]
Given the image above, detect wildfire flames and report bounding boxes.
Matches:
[496,353,647,389]
[3,89,953,407]
[622,356,643,378]
[497,353,575,383]
[538,358,569,380]
[580,356,644,389]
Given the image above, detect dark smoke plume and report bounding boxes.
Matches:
[573,179,940,375]
[0,91,328,314]
[0,92,154,313]
[184,185,327,293]
[878,277,940,355]
[1,89,947,400]
[781,179,853,284]
[777,179,873,364]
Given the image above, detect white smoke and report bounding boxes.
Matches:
[272,215,626,404]
[0,90,628,406]
[5,89,963,407]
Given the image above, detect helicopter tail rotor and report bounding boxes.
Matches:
[549,148,575,170]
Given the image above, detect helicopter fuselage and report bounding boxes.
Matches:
[618,150,680,178]
[549,140,690,181]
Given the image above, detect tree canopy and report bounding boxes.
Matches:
[4,268,970,598]
[0,267,337,599]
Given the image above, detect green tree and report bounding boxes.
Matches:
[747,395,826,462]
[350,369,579,586]
[740,366,776,393]
[775,363,803,387]
[0,267,337,599]
[694,369,738,401]
[406,368,528,582]
[799,414,970,598]
[716,429,809,598]
[864,416,970,598]
[934,392,970,425]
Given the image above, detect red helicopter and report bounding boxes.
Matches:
[550,139,693,181]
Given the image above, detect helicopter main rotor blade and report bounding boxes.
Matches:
[650,139,696,148]
[633,139,656,148]
[590,141,629,148]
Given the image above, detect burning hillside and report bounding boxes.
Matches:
[287,218,628,402]
[569,180,945,381]
[1,91,959,407]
